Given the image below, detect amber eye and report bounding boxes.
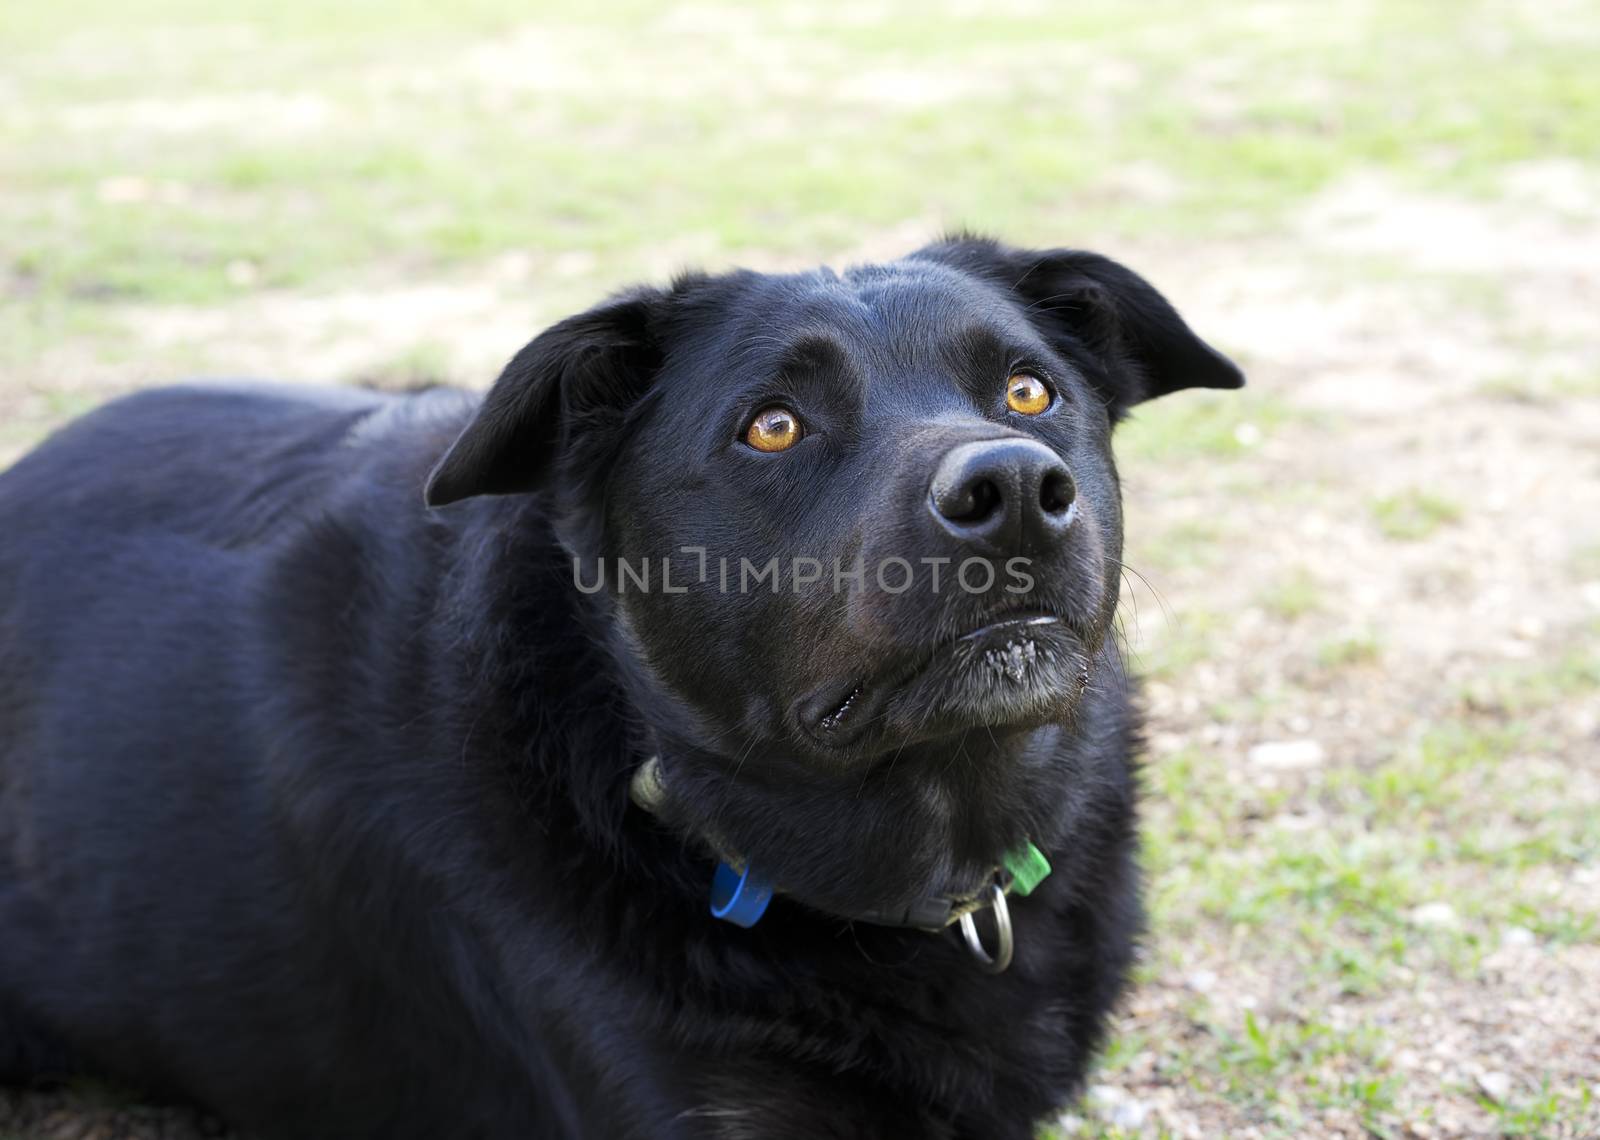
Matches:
[745,406,802,452]
[1006,373,1052,416]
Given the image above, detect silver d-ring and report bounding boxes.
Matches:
[958,884,1013,974]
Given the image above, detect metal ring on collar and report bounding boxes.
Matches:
[957,883,1013,974]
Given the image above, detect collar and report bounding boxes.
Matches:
[629,755,1051,973]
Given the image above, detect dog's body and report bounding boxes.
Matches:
[0,239,1239,1138]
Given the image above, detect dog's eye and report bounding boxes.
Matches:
[1005,373,1052,416]
[744,406,803,453]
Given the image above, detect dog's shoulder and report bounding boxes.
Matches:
[0,381,478,551]
[339,383,477,452]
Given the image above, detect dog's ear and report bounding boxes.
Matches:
[424,288,666,507]
[914,235,1243,417]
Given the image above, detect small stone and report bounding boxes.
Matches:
[1500,925,1536,948]
[552,249,599,278]
[1087,1084,1124,1109]
[1109,1099,1149,1132]
[488,250,533,283]
[97,175,151,203]
[1248,739,1326,769]
[1581,582,1600,611]
[1476,1070,1513,1104]
[1409,902,1458,928]
[1087,1085,1149,1132]
[224,259,259,286]
[1274,813,1321,832]
[1150,731,1186,754]
[1185,969,1218,993]
[1053,1110,1086,1134]
[1233,422,1263,446]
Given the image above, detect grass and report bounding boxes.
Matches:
[1370,489,1463,541]
[1132,641,1600,1135]
[1116,392,1295,464]
[1259,567,1323,621]
[1136,519,1228,577]
[1459,646,1600,717]
[1479,370,1600,404]
[1317,633,1383,669]
[1215,1012,1397,1118]
[356,340,458,390]
[1136,609,1231,682]
[5,1,1599,316]
[1483,1081,1596,1140]
[1569,544,1600,580]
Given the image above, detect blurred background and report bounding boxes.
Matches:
[2,2,1598,1137]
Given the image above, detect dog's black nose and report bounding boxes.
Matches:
[928,439,1075,552]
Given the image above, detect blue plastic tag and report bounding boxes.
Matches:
[709,861,774,928]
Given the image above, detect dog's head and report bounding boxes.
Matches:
[427,236,1241,915]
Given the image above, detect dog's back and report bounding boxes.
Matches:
[0,383,515,1132]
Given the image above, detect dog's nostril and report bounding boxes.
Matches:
[1039,469,1075,516]
[943,477,1001,524]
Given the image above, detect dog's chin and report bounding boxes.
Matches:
[796,615,1094,760]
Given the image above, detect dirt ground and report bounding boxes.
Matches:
[1094,171,1600,1138]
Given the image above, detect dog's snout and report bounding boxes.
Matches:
[928,439,1075,552]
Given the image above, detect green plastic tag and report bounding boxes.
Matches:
[1003,841,1051,897]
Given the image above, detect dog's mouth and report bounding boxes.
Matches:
[796,612,1090,752]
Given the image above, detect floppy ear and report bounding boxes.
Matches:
[424,288,665,507]
[914,235,1243,415]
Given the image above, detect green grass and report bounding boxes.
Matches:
[1478,370,1600,404]
[1370,489,1463,541]
[1570,544,1600,580]
[1117,392,1295,464]
[1213,1012,1398,1127]
[1482,1081,1596,1140]
[1258,567,1323,621]
[1459,646,1600,717]
[356,340,458,389]
[1128,639,1600,1134]
[1135,519,1228,576]
[5,0,1600,319]
[1137,609,1230,681]
[1317,633,1383,669]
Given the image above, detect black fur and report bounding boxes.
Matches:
[0,237,1241,1139]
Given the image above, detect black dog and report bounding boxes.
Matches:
[0,236,1240,1139]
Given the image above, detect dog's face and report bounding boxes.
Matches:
[427,237,1241,913]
